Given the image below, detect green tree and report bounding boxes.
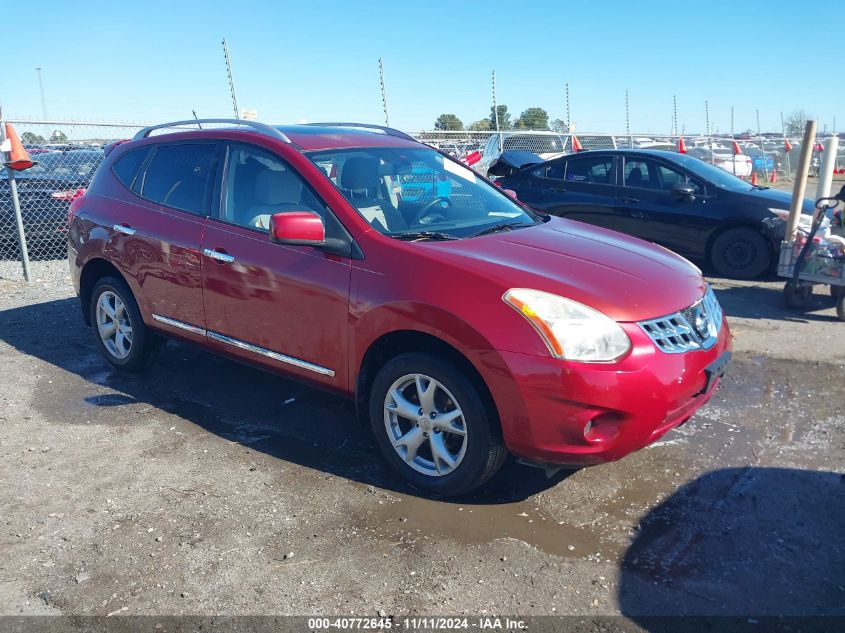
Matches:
[784,110,811,136]
[434,114,464,131]
[21,131,46,144]
[467,119,491,131]
[550,118,569,133]
[489,105,512,131]
[51,130,68,142]
[516,107,549,130]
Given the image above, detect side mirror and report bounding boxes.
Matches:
[269,211,325,246]
[671,182,696,201]
[503,188,519,201]
[836,184,845,202]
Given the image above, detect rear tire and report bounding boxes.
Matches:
[369,353,506,496]
[90,276,163,371]
[710,228,771,279]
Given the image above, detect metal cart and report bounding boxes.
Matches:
[779,188,845,321]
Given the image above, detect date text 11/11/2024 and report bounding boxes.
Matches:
[307,617,528,630]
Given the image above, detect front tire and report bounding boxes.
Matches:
[90,276,162,371]
[369,353,506,496]
[710,228,771,279]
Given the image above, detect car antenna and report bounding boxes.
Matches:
[192,110,202,129]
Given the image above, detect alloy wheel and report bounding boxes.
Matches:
[96,291,133,360]
[383,373,468,477]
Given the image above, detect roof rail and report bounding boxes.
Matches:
[305,122,416,143]
[133,118,292,143]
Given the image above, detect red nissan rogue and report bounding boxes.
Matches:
[68,119,731,495]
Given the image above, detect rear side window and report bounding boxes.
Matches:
[112,148,149,189]
[138,144,216,215]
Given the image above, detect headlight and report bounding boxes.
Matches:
[503,288,631,362]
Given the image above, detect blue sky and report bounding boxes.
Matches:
[3,0,842,134]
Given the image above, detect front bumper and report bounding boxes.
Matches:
[475,317,732,466]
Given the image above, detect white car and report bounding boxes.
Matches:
[687,146,753,177]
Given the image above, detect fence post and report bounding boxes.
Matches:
[786,120,817,241]
[1,123,31,281]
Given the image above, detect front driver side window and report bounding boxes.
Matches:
[223,145,327,232]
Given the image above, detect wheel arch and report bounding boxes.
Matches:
[78,257,127,325]
[355,330,501,437]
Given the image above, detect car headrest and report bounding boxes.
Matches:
[341,157,380,191]
[254,168,302,205]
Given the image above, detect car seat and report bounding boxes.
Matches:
[245,168,307,230]
[340,157,407,232]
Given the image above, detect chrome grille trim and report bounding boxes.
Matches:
[639,286,724,354]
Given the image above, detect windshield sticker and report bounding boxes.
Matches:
[443,159,477,184]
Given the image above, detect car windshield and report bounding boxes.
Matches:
[673,152,755,192]
[308,146,540,238]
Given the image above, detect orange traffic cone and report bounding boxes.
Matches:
[677,136,687,154]
[3,123,37,171]
[784,139,793,152]
[732,140,741,155]
[770,168,777,183]
[571,135,583,152]
[751,172,758,186]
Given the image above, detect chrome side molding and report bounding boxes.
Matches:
[207,331,335,377]
[151,314,334,377]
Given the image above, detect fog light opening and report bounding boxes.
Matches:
[583,412,623,444]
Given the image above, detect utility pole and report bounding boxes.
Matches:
[672,95,678,137]
[35,67,48,119]
[565,82,571,132]
[757,108,768,181]
[222,39,240,119]
[378,58,389,127]
[492,71,501,150]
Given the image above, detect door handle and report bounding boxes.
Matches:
[547,186,567,193]
[113,224,136,236]
[630,211,646,219]
[203,248,235,263]
[620,196,640,204]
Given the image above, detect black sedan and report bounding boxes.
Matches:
[495,149,813,279]
[1,149,103,259]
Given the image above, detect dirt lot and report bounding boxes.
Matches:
[0,260,843,621]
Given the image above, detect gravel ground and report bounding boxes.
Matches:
[0,259,843,621]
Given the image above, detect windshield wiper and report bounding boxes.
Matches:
[389,231,459,241]
[468,221,534,238]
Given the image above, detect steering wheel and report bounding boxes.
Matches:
[412,197,452,224]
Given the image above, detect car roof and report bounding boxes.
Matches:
[128,123,422,152]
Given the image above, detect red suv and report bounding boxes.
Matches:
[68,119,731,496]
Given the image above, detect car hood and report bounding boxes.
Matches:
[431,217,707,322]
[742,187,814,213]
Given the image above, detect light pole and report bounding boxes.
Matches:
[35,67,48,119]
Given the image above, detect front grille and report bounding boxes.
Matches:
[639,286,724,354]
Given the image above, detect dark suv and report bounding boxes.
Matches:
[69,119,731,495]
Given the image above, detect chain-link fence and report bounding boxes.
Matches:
[2,119,843,280]
[0,120,148,279]
[413,130,845,181]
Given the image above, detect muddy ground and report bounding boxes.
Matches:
[0,261,843,622]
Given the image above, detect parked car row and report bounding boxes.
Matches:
[1,149,103,258]
[67,120,731,496]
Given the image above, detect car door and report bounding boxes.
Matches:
[108,142,218,341]
[200,142,352,390]
[535,154,623,230]
[615,156,712,257]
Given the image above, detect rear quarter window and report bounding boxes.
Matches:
[111,147,150,189]
[137,144,217,215]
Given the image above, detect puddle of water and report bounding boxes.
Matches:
[366,494,615,560]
